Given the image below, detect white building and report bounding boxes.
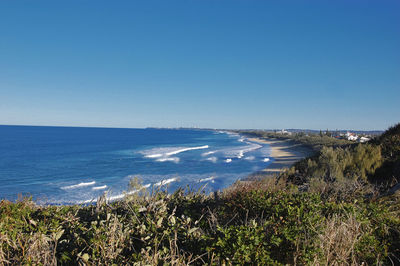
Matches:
[359,136,371,143]
[346,132,359,141]
[277,129,292,135]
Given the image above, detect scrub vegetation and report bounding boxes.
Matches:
[237,130,353,151]
[1,124,399,265]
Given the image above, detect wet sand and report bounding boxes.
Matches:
[247,137,315,178]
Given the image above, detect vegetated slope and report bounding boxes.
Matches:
[372,123,400,186]
[238,129,353,151]
[282,123,400,192]
[0,124,399,265]
[1,182,399,265]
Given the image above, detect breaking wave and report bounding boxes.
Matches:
[81,184,151,204]
[142,145,209,158]
[215,143,262,159]
[202,151,216,156]
[165,145,209,156]
[154,177,178,187]
[141,145,209,163]
[199,176,215,183]
[62,181,96,190]
[205,156,218,163]
[156,157,180,163]
[92,185,107,190]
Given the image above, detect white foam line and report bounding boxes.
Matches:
[205,156,217,163]
[202,151,216,156]
[199,176,215,182]
[154,177,177,187]
[165,145,209,156]
[62,181,96,190]
[107,189,139,201]
[83,177,176,204]
[80,184,151,204]
[145,153,163,158]
[156,157,180,163]
[92,185,107,190]
[245,156,255,161]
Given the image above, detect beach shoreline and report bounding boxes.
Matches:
[246,137,315,179]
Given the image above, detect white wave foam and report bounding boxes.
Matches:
[225,131,239,137]
[156,157,180,163]
[92,185,107,190]
[244,156,255,160]
[222,143,262,158]
[81,184,151,204]
[205,156,218,163]
[202,151,216,156]
[165,145,209,156]
[145,153,163,158]
[107,184,151,201]
[225,158,232,163]
[142,145,209,157]
[142,145,209,162]
[62,181,96,190]
[263,158,270,162]
[199,176,215,183]
[154,177,177,187]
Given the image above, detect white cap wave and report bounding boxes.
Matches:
[142,145,209,163]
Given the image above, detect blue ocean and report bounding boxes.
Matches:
[0,125,271,204]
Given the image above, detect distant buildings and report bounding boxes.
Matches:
[271,129,373,143]
[345,132,359,141]
[339,132,371,142]
[359,136,371,143]
[276,129,292,135]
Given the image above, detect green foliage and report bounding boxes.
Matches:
[286,144,382,184]
[1,184,399,265]
[371,123,400,185]
[240,130,352,150]
[378,122,400,160]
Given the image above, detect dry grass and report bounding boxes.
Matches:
[315,214,365,265]
[26,232,57,265]
[223,175,290,196]
[308,177,376,202]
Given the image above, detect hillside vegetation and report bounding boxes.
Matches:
[1,124,399,265]
[281,123,400,190]
[238,130,353,151]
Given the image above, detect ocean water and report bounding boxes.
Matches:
[0,125,271,204]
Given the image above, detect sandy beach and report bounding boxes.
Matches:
[247,137,315,178]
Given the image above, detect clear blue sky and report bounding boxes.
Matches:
[0,0,399,130]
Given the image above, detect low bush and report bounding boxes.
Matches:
[1,182,399,265]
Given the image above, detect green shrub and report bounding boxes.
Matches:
[0,180,399,264]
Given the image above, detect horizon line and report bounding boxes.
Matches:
[0,123,386,132]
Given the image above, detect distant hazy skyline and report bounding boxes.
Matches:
[1,1,399,130]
